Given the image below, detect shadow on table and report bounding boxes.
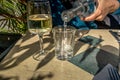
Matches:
[0,31,54,71]
[34,50,55,71]
[0,75,19,80]
[0,72,54,80]
[109,30,120,42]
[69,35,119,75]
[29,71,54,80]
[0,33,22,62]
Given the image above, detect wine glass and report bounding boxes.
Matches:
[27,0,52,61]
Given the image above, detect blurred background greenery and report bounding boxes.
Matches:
[0,0,27,34]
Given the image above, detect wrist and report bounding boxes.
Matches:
[118,0,120,7]
[109,0,120,13]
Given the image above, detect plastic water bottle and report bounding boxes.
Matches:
[61,0,96,22]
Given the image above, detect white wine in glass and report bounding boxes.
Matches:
[28,14,52,34]
[27,0,52,61]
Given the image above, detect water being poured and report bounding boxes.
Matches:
[62,16,68,58]
[63,15,68,28]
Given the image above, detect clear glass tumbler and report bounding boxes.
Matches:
[53,26,76,60]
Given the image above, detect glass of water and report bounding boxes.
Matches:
[27,0,52,61]
[53,25,76,60]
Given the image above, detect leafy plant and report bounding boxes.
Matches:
[0,0,27,34]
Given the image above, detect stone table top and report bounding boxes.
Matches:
[0,29,119,80]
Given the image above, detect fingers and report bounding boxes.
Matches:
[95,15,104,21]
[81,8,102,21]
[81,0,120,21]
[81,6,108,21]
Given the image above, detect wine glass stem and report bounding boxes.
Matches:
[38,35,44,54]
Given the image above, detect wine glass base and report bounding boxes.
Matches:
[32,50,48,61]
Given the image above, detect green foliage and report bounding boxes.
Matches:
[0,0,27,34]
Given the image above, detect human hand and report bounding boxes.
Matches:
[81,0,120,21]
